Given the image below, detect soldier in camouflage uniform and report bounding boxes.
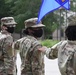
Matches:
[39,20,76,75]
[0,17,17,75]
[13,18,45,75]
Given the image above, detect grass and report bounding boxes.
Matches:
[40,39,59,47]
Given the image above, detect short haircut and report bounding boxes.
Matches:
[65,26,76,40]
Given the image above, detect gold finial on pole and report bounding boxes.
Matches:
[62,0,65,2]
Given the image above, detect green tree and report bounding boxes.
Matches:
[0,0,11,19]
[11,0,42,32]
[11,0,60,36]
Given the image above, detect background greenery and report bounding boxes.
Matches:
[0,0,76,38]
[41,39,59,47]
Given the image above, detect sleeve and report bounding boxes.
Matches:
[13,40,20,51]
[20,39,32,70]
[21,40,44,75]
[3,35,13,57]
[2,35,14,74]
[30,41,44,75]
[45,41,62,59]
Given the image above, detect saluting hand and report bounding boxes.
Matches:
[38,46,47,53]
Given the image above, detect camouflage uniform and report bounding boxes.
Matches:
[0,17,17,75]
[43,21,76,75]
[14,18,45,75]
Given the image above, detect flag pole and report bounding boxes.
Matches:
[59,7,63,41]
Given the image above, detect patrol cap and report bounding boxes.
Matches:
[1,17,17,26]
[24,18,45,28]
[68,20,76,26]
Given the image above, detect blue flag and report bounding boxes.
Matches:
[38,0,70,23]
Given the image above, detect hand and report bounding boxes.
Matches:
[38,46,47,53]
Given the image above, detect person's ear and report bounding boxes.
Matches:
[1,25,7,30]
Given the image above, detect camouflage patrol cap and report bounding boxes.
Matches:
[68,20,76,26]
[1,17,17,26]
[24,18,45,28]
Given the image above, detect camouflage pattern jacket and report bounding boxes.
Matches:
[0,31,14,75]
[14,35,44,75]
[45,40,76,75]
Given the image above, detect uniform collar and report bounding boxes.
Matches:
[1,30,11,35]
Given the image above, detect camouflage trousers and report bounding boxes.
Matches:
[21,70,32,75]
[0,60,16,75]
[21,68,44,75]
[0,69,14,75]
[0,69,16,75]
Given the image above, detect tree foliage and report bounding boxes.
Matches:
[9,0,40,32]
[0,0,11,19]
[10,0,60,36]
[1,0,76,38]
